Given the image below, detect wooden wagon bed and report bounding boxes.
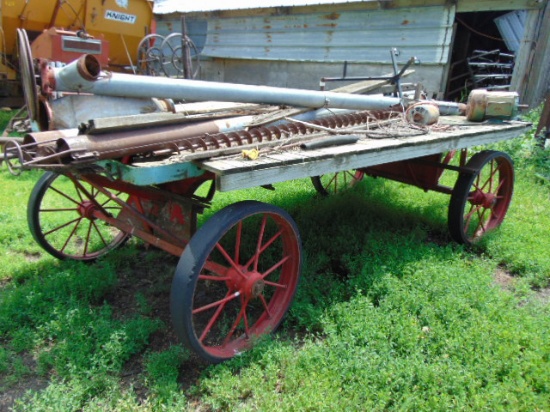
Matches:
[198,118,531,192]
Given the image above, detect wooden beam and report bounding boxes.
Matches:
[457,0,543,12]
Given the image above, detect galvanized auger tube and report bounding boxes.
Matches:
[51,55,406,111]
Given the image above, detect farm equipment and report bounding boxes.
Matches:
[3,43,531,362]
[1,0,153,108]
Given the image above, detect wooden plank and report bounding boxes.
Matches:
[457,0,543,12]
[199,121,531,192]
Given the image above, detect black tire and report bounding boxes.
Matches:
[28,172,129,261]
[171,200,302,363]
[448,150,514,244]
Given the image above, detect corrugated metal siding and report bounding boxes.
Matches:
[198,6,454,64]
[494,10,527,52]
[153,0,381,14]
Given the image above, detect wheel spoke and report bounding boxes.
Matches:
[253,216,268,272]
[242,301,251,337]
[494,177,506,195]
[244,228,283,271]
[48,184,82,206]
[199,274,231,282]
[264,279,288,289]
[198,291,231,343]
[58,218,83,254]
[83,219,95,256]
[464,204,481,234]
[259,294,273,319]
[90,220,109,248]
[42,216,82,237]
[192,291,240,315]
[223,301,248,345]
[261,255,290,279]
[478,161,500,192]
[475,206,489,234]
[215,242,246,278]
[203,260,230,277]
[40,207,79,213]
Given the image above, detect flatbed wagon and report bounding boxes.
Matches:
[3,30,531,362]
[4,111,530,363]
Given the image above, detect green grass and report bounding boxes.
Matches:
[0,108,549,411]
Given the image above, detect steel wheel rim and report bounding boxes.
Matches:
[449,151,514,244]
[462,156,513,240]
[172,201,301,362]
[195,213,299,358]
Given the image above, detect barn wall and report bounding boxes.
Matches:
[154,0,547,102]
[156,4,454,95]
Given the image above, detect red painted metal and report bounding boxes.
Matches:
[79,173,199,256]
[363,153,453,192]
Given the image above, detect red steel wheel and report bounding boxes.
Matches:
[448,150,514,244]
[28,172,130,261]
[171,200,302,363]
[311,170,365,196]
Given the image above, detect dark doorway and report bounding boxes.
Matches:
[446,11,519,101]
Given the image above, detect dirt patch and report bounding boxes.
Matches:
[0,352,48,412]
[493,267,515,291]
[493,266,550,305]
[535,286,550,305]
[0,376,48,411]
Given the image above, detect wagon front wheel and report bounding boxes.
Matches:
[28,172,130,261]
[448,150,514,244]
[171,200,302,363]
[311,170,365,196]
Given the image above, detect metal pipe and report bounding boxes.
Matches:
[51,55,404,111]
[55,115,256,161]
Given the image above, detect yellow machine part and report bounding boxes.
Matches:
[1,0,153,79]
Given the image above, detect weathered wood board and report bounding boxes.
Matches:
[198,119,531,192]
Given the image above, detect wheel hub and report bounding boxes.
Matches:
[227,268,265,300]
[77,200,98,220]
[470,190,496,208]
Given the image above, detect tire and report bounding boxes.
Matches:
[171,200,302,363]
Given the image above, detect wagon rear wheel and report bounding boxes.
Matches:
[28,172,130,261]
[311,170,365,196]
[171,200,301,363]
[448,150,514,244]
